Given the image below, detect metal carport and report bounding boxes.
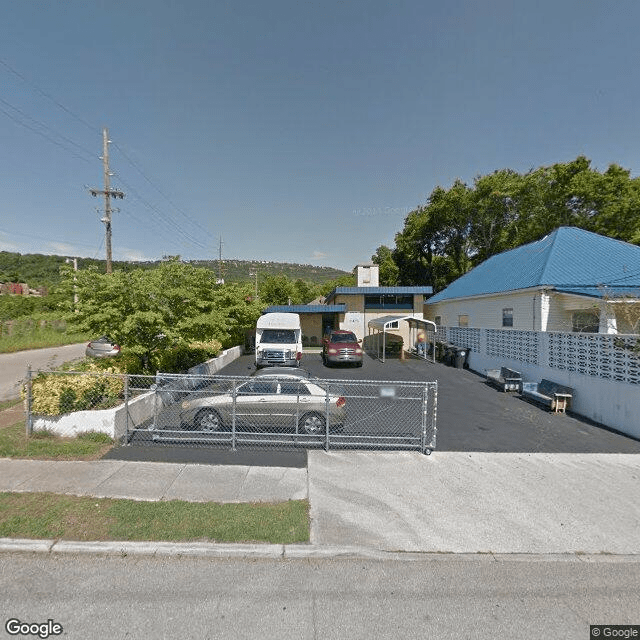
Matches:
[367,315,437,363]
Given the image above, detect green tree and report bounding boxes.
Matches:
[391,156,640,290]
[371,245,399,286]
[63,261,262,372]
[259,274,297,306]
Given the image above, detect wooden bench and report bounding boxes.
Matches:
[486,367,522,392]
[521,379,574,413]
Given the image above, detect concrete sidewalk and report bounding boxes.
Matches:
[308,451,640,555]
[1,451,639,557]
[0,459,307,503]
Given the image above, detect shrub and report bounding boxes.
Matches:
[154,340,222,374]
[29,365,124,416]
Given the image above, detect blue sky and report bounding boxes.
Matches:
[1,0,639,272]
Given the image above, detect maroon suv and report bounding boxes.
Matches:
[322,330,363,367]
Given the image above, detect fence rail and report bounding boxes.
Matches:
[27,371,438,454]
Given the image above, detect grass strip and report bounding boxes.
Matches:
[0,422,113,460]
[0,492,309,543]
[0,398,22,412]
[0,331,88,354]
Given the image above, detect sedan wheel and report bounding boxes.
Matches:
[195,408,223,432]
[299,412,326,435]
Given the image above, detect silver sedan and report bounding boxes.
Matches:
[180,378,346,435]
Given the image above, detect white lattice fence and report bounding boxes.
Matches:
[439,326,481,353]
[486,329,539,365]
[548,332,640,385]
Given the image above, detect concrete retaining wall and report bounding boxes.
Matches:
[33,346,243,440]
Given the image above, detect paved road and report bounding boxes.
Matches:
[0,343,86,401]
[1,553,638,640]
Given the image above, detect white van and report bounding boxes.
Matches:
[255,312,303,368]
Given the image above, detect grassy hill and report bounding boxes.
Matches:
[0,251,349,289]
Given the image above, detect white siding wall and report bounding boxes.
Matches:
[426,291,540,330]
[426,290,628,333]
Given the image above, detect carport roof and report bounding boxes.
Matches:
[367,315,437,331]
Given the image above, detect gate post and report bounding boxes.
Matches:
[124,373,130,443]
[428,383,438,453]
[26,365,33,437]
[324,384,330,452]
[421,383,428,454]
[231,379,237,451]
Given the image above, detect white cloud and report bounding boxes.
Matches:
[117,248,154,262]
[47,242,80,256]
[0,238,22,252]
[311,250,328,260]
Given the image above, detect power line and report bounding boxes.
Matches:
[0,102,94,164]
[0,58,218,259]
[0,227,104,253]
[113,172,211,252]
[0,58,100,135]
[111,142,216,240]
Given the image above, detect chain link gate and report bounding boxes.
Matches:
[126,373,438,454]
[24,370,437,454]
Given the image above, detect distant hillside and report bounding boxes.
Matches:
[189,259,349,284]
[0,251,349,288]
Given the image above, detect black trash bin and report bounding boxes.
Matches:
[443,345,455,366]
[453,347,468,369]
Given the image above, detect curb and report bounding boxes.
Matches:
[2,538,640,562]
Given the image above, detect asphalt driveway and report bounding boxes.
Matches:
[104,350,640,464]
[218,352,640,454]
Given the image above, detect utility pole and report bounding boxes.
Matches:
[249,270,258,299]
[217,236,225,284]
[65,257,78,310]
[89,128,125,274]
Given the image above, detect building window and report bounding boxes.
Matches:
[458,315,469,328]
[434,316,441,326]
[572,310,599,333]
[364,294,414,309]
[502,308,514,328]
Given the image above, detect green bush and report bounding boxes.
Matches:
[29,365,125,416]
[155,340,222,373]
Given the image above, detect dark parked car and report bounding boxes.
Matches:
[322,330,363,367]
[85,336,121,358]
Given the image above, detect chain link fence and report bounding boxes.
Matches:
[26,370,438,454]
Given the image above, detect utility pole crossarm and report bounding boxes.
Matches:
[89,187,125,199]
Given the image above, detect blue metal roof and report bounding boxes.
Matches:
[263,304,346,314]
[325,286,432,303]
[428,227,640,303]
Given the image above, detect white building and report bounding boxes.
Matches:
[424,227,640,334]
